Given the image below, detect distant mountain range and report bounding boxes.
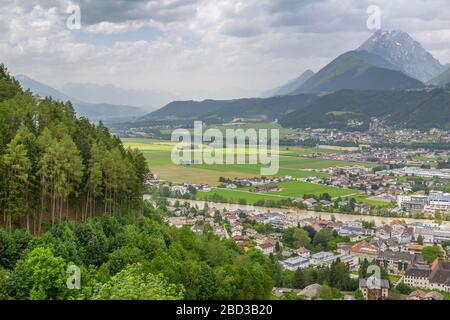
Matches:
[278,88,450,130]
[263,30,445,96]
[16,75,146,122]
[112,30,450,131]
[141,94,319,123]
[62,83,176,110]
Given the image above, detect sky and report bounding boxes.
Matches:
[1,0,450,106]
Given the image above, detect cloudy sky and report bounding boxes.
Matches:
[2,0,450,105]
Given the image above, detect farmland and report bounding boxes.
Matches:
[121,138,386,205]
[123,138,374,186]
[196,181,359,205]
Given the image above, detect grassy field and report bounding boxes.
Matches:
[123,138,393,206]
[196,181,360,205]
[159,123,297,140]
[123,138,373,188]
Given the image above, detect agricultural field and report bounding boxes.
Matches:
[159,123,297,140]
[196,181,360,205]
[123,138,373,185]
[123,138,391,206]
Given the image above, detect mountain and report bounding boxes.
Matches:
[15,75,77,103]
[62,83,176,111]
[358,30,445,82]
[279,88,450,130]
[428,67,450,87]
[261,70,315,97]
[290,50,423,94]
[16,75,145,121]
[143,94,319,123]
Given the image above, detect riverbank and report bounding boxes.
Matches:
[164,198,450,227]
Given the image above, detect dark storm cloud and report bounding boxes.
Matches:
[76,0,198,25]
[23,0,198,25]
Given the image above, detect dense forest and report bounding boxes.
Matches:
[0,64,148,233]
[0,205,278,300]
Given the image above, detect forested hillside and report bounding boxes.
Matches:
[0,205,278,300]
[0,64,148,233]
[143,94,318,122]
[279,88,450,130]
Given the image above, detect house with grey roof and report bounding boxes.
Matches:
[376,250,418,275]
[403,260,450,293]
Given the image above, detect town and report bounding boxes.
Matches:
[157,196,450,300]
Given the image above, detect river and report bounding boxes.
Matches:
[164,198,450,227]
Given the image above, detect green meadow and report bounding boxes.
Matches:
[196,181,360,205]
[123,138,372,185]
[122,138,389,206]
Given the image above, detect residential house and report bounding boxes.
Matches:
[354,203,372,214]
[376,225,393,240]
[254,183,281,193]
[303,198,318,208]
[359,278,389,300]
[351,241,380,262]
[257,242,275,255]
[295,247,311,259]
[166,217,195,229]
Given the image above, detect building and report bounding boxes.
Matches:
[425,191,450,213]
[403,268,432,289]
[335,253,359,269]
[397,191,450,215]
[412,224,450,244]
[282,256,310,271]
[351,241,380,262]
[359,278,389,300]
[171,185,189,195]
[398,195,428,213]
[434,229,450,244]
[303,198,318,208]
[412,226,436,243]
[338,226,364,237]
[257,242,275,255]
[254,183,281,193]
[403,259,450,293]
[406,290,444,300]
[375,225,393,239]
[309,252,357,269]
[166,217,195,228]
[354,203,372,214]
[295,247,311,258]
[376,251,418,274]
[310,252,335,267]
